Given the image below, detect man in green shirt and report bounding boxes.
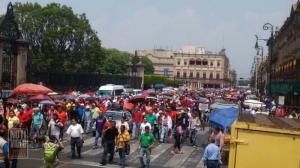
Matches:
[138,126,155,168]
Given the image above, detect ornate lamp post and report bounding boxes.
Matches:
[262,23,274,96]
[255,35,267,99]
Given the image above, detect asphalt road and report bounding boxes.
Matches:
[15,129,211,168]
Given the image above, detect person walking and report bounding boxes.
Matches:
[93,111,106,149]
[0,131,9,168]
[160,112,172,143]
[189,113,201,147]
[115,125,130,168]
[140,118,151,135]
[83,105,93,134]
[100,121,118,165]
[171,122,183,154]
[138,126,155,168]
[66,119,84,159]
[132,108,143,139]
[116,116,129,132]
[210,127,224,150]
[47,114,63,141]
[202,138,222,168]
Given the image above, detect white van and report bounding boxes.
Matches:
[97,84,124,97]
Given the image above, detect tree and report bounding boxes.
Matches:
[140,56,154,74]
[102,48,130,74]
[144,74,182,89]
[5,2,104,73]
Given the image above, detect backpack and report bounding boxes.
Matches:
[44,143,57,163]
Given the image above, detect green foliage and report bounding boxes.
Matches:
[140,56,154,74]
[10,2,104,73]
[144,74,182,89]
[102,48,130,75]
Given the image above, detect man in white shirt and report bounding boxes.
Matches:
[140,117,151,135]
[66,119,84,159]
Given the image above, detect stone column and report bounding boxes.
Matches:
[15,39,28,86]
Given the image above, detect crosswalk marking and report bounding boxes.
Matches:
[151,143,173,161]
[63,137,95,154]
[63,160,135,168]
[163,146,195,168]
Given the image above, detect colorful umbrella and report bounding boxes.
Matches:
[39,100,55,105]
[13,83,53,95]
[7,98,19,104]
[30,94,52,101]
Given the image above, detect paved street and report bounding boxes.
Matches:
[17,129,209,168]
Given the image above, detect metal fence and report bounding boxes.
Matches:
[30,71,142,92]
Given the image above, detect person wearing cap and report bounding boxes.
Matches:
[83,105,93,134]
[138,125,155,168]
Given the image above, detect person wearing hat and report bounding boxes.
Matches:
[138,126,155,168]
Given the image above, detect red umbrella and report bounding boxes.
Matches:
[7,98,19,104]
[129,96,146,104]
[13,83,53,95]
[181,98,194,106]
[30,94,52,101]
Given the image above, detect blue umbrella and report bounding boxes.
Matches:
[39,100,55,105]
[66,95,75,100]
[208,107,238,131]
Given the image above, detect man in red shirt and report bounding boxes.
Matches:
[132,108,143,139]
[22,104,33,134]
[57,107,68,140]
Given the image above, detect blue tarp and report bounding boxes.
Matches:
[210,103,237,109]
[208,107,238,130]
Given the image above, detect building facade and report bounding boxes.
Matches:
[268,1,300,107]
[136,49,174,77]
[174,49,231,89]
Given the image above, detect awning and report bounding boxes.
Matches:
[271,81,300,94]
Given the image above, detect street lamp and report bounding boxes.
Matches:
[262,23,274,96]
[254,35,266,100]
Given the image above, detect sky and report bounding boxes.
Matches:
[1,0,298,78]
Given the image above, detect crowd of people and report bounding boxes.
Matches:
[0,87,276,168]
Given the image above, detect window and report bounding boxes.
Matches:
[210,61,214,66]
[163,68,169,77]
[203,73,206,79]
[184,60,187,65]
[177,60,181,65]
[196,60,201,65]
[202,60,208,66]
[196,72,200,78]
[189,60,195,65]
[189,72,193,78]
[209,73,213,79]
[217,61,220,67]
[216,73,220,79]
[183,72,187,78]
[177,71,180,77]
